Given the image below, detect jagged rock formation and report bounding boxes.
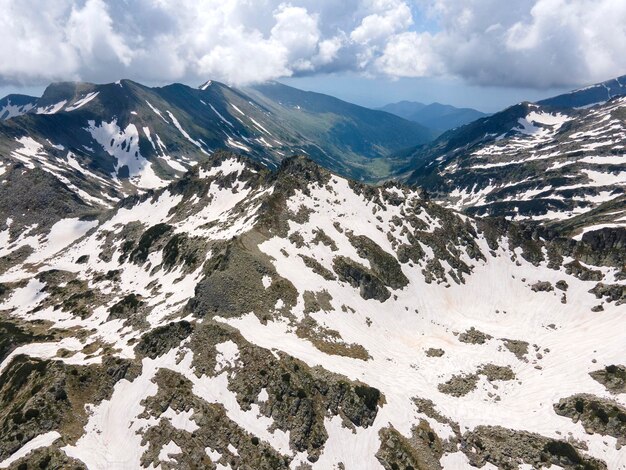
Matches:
[0,152,624,469]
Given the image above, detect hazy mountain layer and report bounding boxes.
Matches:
[378,101,487,133]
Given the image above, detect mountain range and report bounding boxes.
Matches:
[377,101,487,133]
[0,80,432,187]
[401,100,625,238]
[0,74,624,469]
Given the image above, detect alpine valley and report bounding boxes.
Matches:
[0,75,624,470]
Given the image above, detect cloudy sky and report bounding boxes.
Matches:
[1,0,625,111]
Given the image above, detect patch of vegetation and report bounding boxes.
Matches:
[295,316,371,361]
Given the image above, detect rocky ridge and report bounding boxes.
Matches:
[404,88,626,238]
[0,153,624,469]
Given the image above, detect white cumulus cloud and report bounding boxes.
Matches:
[0,0,623,88]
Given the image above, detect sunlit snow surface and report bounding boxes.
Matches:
[439,99,626,227]
[87,119,168,189]
[0,157,624,469]
[66,92,99,111]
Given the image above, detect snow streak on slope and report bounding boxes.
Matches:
[417,99,626,227]
[35,100,67,115]
[0,98,36,120]
[5,136,118,207]
[87,119,167,189]
[165,111,209,154]
[0,155,624,469]
[66,92,99,112]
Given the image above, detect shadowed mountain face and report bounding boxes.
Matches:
[537,74,626,108]
[0,152,623,469]
[0,80,432,196]
[378,101,487,133]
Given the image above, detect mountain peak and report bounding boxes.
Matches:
[277,154,332,182]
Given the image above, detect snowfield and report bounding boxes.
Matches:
[0,155,624,469]
[425,98,626,228]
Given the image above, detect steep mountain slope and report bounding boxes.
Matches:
[378,101,486,133]
[538,74,626,109]
[403,96,626,235]
[0,153,624,469]
[0,80,431,202]
[246,82,434,178]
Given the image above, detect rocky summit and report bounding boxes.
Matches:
[0,146,624,469]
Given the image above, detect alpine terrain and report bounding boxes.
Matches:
[0,79,431,191]
[402,76,626,240]
[0,76,624,470]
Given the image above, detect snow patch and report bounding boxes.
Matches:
[0,432,61,468]
[66,92,99,111]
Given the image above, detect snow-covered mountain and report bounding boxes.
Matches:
[403,95,626,237]
[0,79,431,200]
[0,94,38,120]
[0,153,624,469]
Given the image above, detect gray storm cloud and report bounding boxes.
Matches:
[0,0,624,88]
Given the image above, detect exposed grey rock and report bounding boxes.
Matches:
[589,283,626,305]
[438,373,480,397]
[458,327,492,345]
[347,233,409,289]
[425,348,445,358]
[376,422,443,470]
[135,321,195,359]
[332,256,390,302]
[554,394,626,443]
[532,281,554,292]
[462,425,607,469]
[590,365,626,394]
[502,338,530,361]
